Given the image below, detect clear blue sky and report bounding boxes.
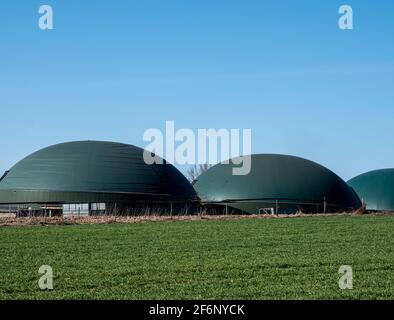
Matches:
[1,0,393,180]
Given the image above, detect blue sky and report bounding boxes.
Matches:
[1,0,393,180]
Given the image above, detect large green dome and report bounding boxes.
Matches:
[348,169,394,211]
[194,154,361,214]
[0,141,196,204]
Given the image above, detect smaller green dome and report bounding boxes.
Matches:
[348,169,394,211]
[194,154,361,214]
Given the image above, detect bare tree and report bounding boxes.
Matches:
[187,164,212,183]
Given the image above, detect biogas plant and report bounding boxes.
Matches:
[0,140,392,217]
[0,141,197,217]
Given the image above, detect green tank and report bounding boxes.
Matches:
[348,169,394,211]
[0,141,197,205]
[194,154,361,214]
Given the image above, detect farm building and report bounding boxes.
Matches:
[348,169,394,211]
[193,154,362,214]
[0,141,197,216]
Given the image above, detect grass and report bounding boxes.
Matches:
[0,215,393,300]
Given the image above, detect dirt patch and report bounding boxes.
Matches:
[0,211,393,227]
[0,215,258,227]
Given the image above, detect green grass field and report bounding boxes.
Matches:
[0,215,393,300]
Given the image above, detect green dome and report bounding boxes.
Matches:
[0,141,196,204]
[194,154,361,214]
[348,169,394,211]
